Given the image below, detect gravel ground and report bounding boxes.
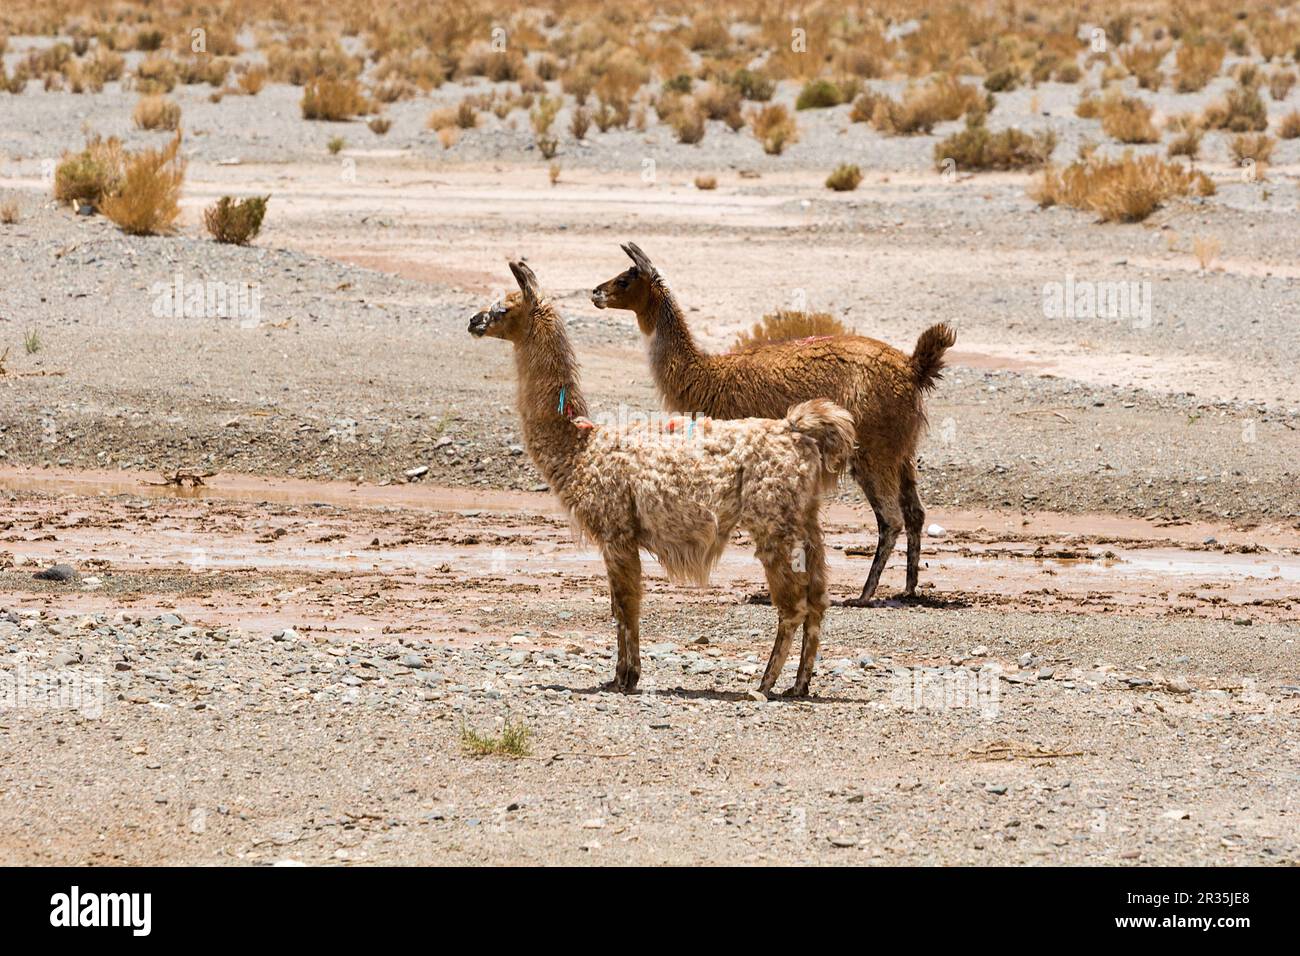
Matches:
[3,601,1296,865]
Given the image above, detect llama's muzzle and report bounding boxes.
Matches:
[590,289,608,309]
[467,310,491,336]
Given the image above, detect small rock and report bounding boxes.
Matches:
[926,523,946,538]
[33,564,76,582]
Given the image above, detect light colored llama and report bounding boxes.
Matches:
[469,261,855,697]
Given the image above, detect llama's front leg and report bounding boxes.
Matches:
[756,541,807,695]
[604,544,642,692]
[790,521,828,697]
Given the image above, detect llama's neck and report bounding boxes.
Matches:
[512,310,590,495]
[642,284,713,414]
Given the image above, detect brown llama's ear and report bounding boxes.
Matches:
[621,242,656,276]
[509,260,540,304]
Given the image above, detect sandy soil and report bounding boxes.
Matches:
[2,475,1297,865]
[1,61,1298,865]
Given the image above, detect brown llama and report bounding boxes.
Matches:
[469,260,855,697]
[592,242,955,606]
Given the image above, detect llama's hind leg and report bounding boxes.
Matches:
[790,517,828,697]
[603,543,642,692]
[899,458,925,597]
[755,537,808,695]
[843,467,903,607]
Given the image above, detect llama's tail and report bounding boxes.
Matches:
[786,399,856,486]
[911,322,956,392]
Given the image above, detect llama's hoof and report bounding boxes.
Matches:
[781,685,810,698]
[837,596,877,608]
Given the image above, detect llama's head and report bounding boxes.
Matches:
[591,242,661,335]
[468,261,544,342]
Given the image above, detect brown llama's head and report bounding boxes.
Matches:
[591,242,661,335]
[468,261,544,342]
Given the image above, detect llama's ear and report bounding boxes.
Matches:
[622,242,655,275]
[509,261,540,304]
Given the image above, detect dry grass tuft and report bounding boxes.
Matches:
[1099,93,1159,143]
[0,199,18,225]
[133,95,181,131]
[1175,41,1225,92]
[825,163,863,191]
[1030,153,1214,223]
[461,719,531,758]
[1279,110,1300,139]
[1202,84,1268,132]
[203,195,269,245]
[748,103,798,155]
[694,174,717,190]
[54,135,125,209]
[100,134,187,236]
[734,311,848,350]
[935,117,1056,171]
[301,76,366,121]
[1229,132,1275,164]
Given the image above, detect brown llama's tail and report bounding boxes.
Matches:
[786,399,856,487]
[912,322,956,392]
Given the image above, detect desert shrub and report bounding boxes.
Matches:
[662,74,693,95]
[731,68,774,101]
[237,65,267,95]
[134,29,163,51]
[133,95,180,131]
[133,52,177,93]
[327,136,345,155]
[749,103,798,155]
[796,78,845,110]
[301,76,366,121]
[426,107,457,131]
[983,67,1020,92]
[531,96,561,135]
[437,127,459,149]
[1054,60,1082,83]
[694,174,717,190]
[1100,93,1159,143]
[1118,43,1168,89]
[53,135,124,208]
[734,311,847,350]
[697,83,742,123]
[1030,153,1214,223]
[1230,133,1275,164]
[1167,128,1202,158]
[456,99,478,129]
[203,195,268,245]
[1175,40,1225,92]
[935,117,1056,170]
[1269,70,1296,101]
[100,134,187,235]
[1202,84,1268,132]
[825,163,863,191]
[536,135,558,159]
[1279,110,1300,139]
[0,200,18,224]
[368,116,391,135]
[569,106,590,139]
[867,76,984,135]
[672,102,705,143]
